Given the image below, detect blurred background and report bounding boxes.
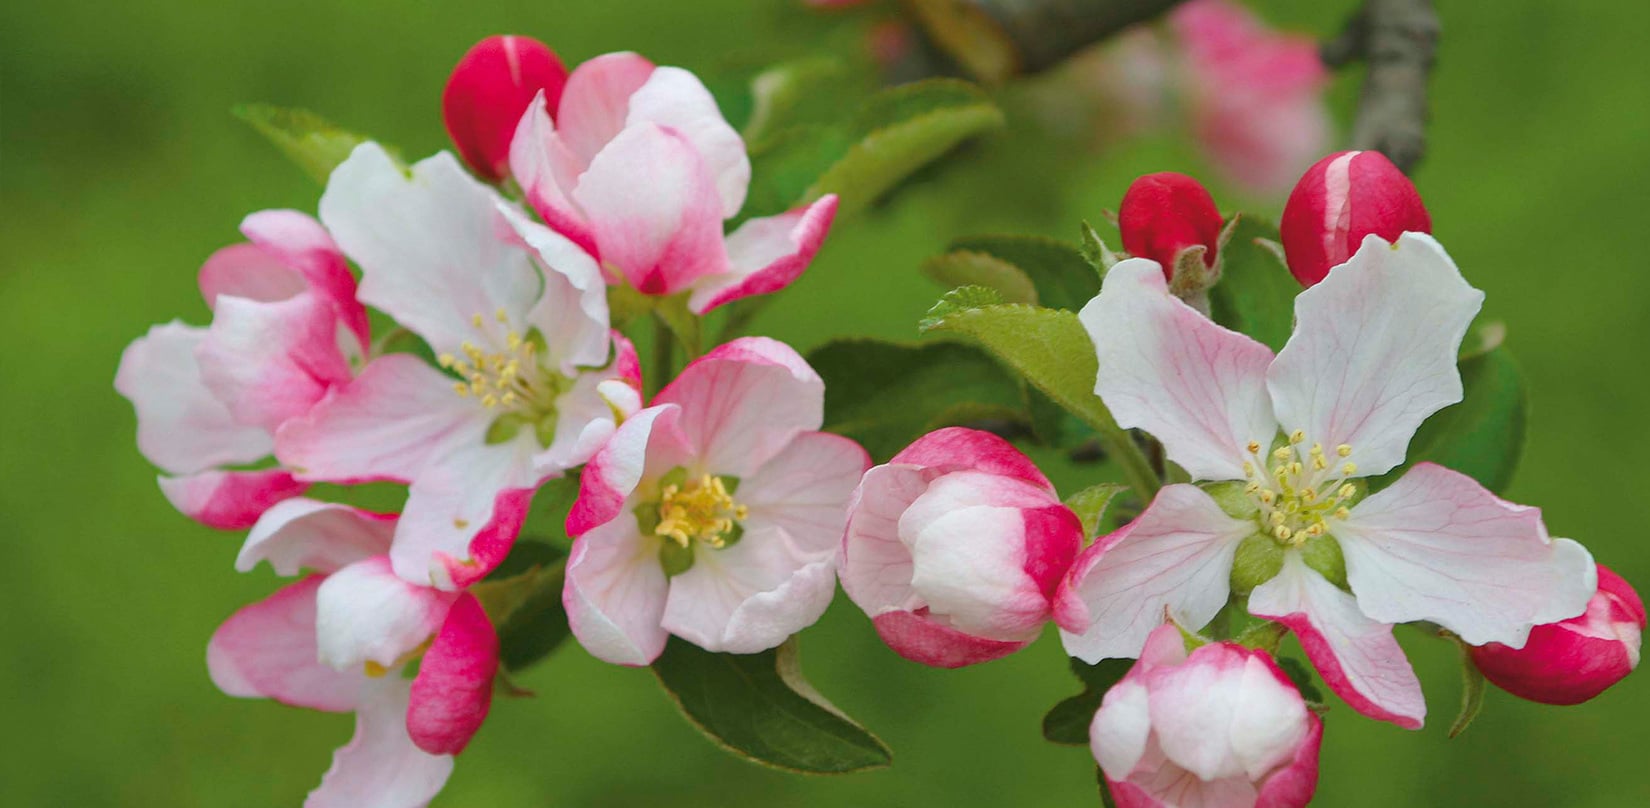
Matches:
[4,0,1649,805]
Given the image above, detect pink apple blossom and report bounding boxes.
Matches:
[1093,625,1321,808]
[116,210,366,529]
[508,52,839,313]
[563,337,870,665]
[443,35,570,182]
[1058,232,1597,729]
[1471,563,1644,705]
[841,427,1083,668]
[277,142,641,590]
[210,499,503,806]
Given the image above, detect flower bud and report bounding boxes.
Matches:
[1470,564,1644,705]
[1118,171,1223,280]
[442,35,569,182]
[840,428,1083,668]
[1279,150,1431,286]
[1093,625,1321,808]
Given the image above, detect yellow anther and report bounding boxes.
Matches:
[1301,488,1317,503]
[1337,444,1353,458]
[1243,462,1256,477]
[364,661,390,678]
[1338,484,1356,499]
[1273,446,1294,461]
[1290,461,1303,475]
[1274,525,1294,541]
[1342,462,1358,476]
[472,313,484,328]
[482,394,499,408]
[1334,507,1351,520]
[1247,441,1262,454]
[1244,482,1261,494]
[1309,443,1324,456]
[1270,511,1286,526]
[453,382,471,396]
[507,332,522,349]
[495,307,509,323]
[655,475,746,549]
[1312,456,1328,471]
[1289,430,1305,444]
[501,392,518,407]
[438,353,456,368]
[1258,490,1276,505]
[1305,522,1326,537]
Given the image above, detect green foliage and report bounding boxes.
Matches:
[1449,636,1488,739]
[1208,216,1298,352]
[1043,657,1133,746]
[1374,346,1527,494]
[1275,656,1327,706]
[1063,483,1126,540]
[651,637,892,774]
[934,234,1100,312]
[232,103,387,185]
[922,251,1039,305]
[476,541,572,672]
[744,125,853,220]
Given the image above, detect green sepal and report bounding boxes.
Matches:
[484,416,524,446]
[659,539,695,578]
[1063,483,1127,541]
[1042,657,1133,746]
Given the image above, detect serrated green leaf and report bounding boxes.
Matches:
[1043,657,1132,746]
[1208,215,1298,352]
[652,637,892,774]
[810,338,1031,460]
[922,251,1038,305]
[1449,637,1488,738]
[233,103,384,185]
[944,234,1100,312]
[1064,483,1126,540]
[1374,346,1527,494]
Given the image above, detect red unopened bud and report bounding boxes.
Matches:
[1279,150,1431,286]
[1470,564,1644,705]
[442,35,569,182]
[1118,172,1223,280]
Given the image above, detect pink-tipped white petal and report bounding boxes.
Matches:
[626,66,751,218]
[496,201,611,374]
[1148,644,1309,782]
[888,426,1054,487]
[207,576,363,712]
[1091,678,1153,782]
[654,337,825,477]
[235,498,396,576]
[554,52,656,171]
[841,463,938,616]
[238,208,370,350]
[197,293,354,433]
[307,678,453,808]
[1335,463,1596,647]
[198,242,307,309]
[508,91,594,256]
[661,523,837,654]
[158,469,308,531]
[1056,484,1251,662]
[407,593,498,755]
[1267,233,1484,477]
[1080,258,1276,481]
[392,447,540,588]
[565,404,693,537]
[687,195,838,314]
[563,513,671,666]
[738,430,870,558]
[870,610,1032,668]
[315,557,456,672]
[116,321,272,475]
[1249,552,1424,728]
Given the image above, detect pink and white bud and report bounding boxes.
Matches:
[1470,563,1645,705]
[1093,625,1322,808]
[841,428,1083,668]
[442,35,569,182]
[1119,171,1223,280]
[1279,150,1432,286]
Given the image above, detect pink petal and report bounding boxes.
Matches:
[393,447,541,588]
[239,209,370,351]
[1056,484,1250,662]
[115,322,271,475]
[208,576,363,712]
[1335,462,1597,646]
[554,51,656,172]
[158,468,308,530]
[888,426,1054,489]
[563,513,671,666]
[1255,713,1321,808]
[407,593,498,755]
[508,91,596,257]
[308,678,453,808]
[197,293,354,433]
[571,122,729,294]
[661,523,839,654]
[653,336,825,477]
[1079,258,1276,481]
[566,404,693,537]
[687,194,838,314]
[625,65,751,218]
[1248,552,1424,729]
[427,485,536,591]
[841,463,939,616]
[197,242,306,309]
[235,498,396,576]
[315,557,457,671]
[1266,233,1484,477]
[871,610,1031,668]
[737,430,871,558]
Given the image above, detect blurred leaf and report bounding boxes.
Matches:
[743,125,852,220]
[1374,347,1527,494]
[810,338,1030,461]
[808,79,1004,217]
[1449,637,1488,738]
[943,235,1100,312]
[233,103,386,185]
[517,475,581,549]
[1275,656,1326,706]
[475,541,571,673]
[1459,321,1507,361]
[1043,657,1132,746]
[652,637,892,773]
[1079,220,1122,275]
[745,57,865,144]
[1064,483,1126,540]
[923,250,1038,305]
[1208,216,1298,352]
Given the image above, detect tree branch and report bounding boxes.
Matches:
[1324,0,1439,173]
[903,0,1189,83]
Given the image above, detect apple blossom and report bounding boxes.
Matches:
[1471,563,1645,705]
[508,52,839,313]
[115,210,366,529]
[1093,625,1322,808]
[277,142,641,590]
[563,337,870,665]
[841,427,1083,668]
[1118,172,1223,280]
[443,35,570,182]
[1059,232,1596,729]
[210,499,503,806]
[1279,150,1432,286]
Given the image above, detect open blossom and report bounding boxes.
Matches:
[277,142,640,590]
[564,337,869,665]
[841,428,1082,668]
[1471,563,1644,705]
[209,499,502,806]
[509,52,838,313]
[1059,232,1596,729]
[116,210,367,529]
[1093,625,1321,808]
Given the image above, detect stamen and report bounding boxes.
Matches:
[1246,441,1262,454]
[1289,430,1305,444]
[1336,444,1353,458]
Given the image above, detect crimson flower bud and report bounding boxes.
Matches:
[441,35,569,182]
[1279,150,1431,286]
[1470,564,1644,705]
[1118,171,1223,280]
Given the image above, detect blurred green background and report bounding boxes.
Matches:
[4,0,1648,805]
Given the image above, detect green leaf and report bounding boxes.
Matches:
[943,235,1101,312]
[810,338,1031,461]
[1208,215,1298,352]
[743,125,853,220]
[1275,656,1327,706]
[651,637,892,774]
[808,79,1003,217]
[744,57,864,144]
[1078,220,1121,276]
[1374,346,1527,494]
[1043,657,1132,746]
[1448,637,1488,738]
[475,541,571,672]
[922,251,1038,305]
[1063,483,1126,540]
[233,103,384,185]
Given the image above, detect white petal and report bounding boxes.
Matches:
[495,201,611,374]
[662,523,837,654]
[391,440,541,587]
[314,557,454,671]
[554,52,656,172]
[1091,678,1152,780]
[625,66,751,218]
[738,430,870,557]
[115,322,271,475]
[307,678,453,808]
[563,512,670,666]
[840,463,938,616]
[236,498,395,576]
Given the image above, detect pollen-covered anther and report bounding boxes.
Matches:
[655,475,748,549]
[1242,437,1361,546]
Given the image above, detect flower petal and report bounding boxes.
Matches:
[197,293,353,433]
[738,430,870,557]
[1091,677,1153,782]
[1080,258,1276,481]
[563,512,671,666]
[315,557,456,671]
[496,201,611,374]
[625,65,751,218]
[239,209,370,350]
[308,678,453,808]
[207,576,362,712]
[1056,484,1250,662]
[554,51,656,172]
[1248,552,1424,728]
[393,447,540,588]
[197,242,306,309]
[565,404,693,537]
[1267,233,1484,477]
[158,469,308,531]
[841,463,938,616]
[116,322,272,475]
[653,336,825,477]
[888,426,1054,488]
[870,610,1031,668]
[661,523,838,654]
[1335,462,1597,646]
[508,91,595,256]
[686,195,838,314]
[407,593,498,755]
[235,498,396,576]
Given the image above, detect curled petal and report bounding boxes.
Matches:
[687,194,837,314]
[207,576,362,712]
[315,557,456,672]
[653,336,825,477]
[236,498,396,576]
[554,51,657,172]
[158,469,308,531]
[407,593,499,755]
